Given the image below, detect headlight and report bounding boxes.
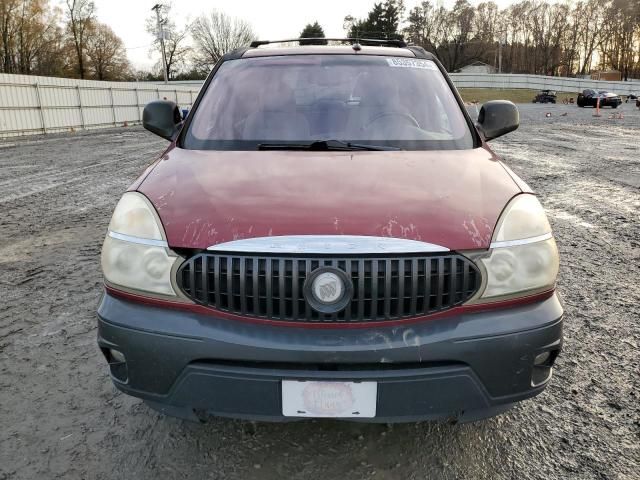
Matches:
[474,194,559,301]
[101,192,181,297]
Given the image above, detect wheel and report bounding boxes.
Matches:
[612,104,618,109]
[551,99,556,104]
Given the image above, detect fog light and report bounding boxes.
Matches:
[109,349,126,364]
[534,351,551,365]
[531,349,559,387]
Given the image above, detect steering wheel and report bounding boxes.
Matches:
[365,112,420,129]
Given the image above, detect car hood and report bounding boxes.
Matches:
[137,147,521,251]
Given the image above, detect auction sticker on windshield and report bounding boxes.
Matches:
[282,380,377,418]
[386,58,437,69]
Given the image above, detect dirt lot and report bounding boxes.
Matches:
[1,103,638,480]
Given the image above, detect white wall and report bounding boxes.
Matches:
[450,73,640,95]
[1,72,639,138]
[458,66,496,74]
[0,73,201,138]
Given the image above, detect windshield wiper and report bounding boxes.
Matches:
[257,140,400,151]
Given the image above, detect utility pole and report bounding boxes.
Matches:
[152,4,169,84]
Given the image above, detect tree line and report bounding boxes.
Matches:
[400,0,640,79]
[144,3,255,81]
[0,0,256,81]
[0,0,130,80]
[343,0,640,79]
[1,0,639,81]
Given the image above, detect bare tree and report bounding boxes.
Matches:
[15,0,61,74]
[191,9,255,71]
[404,2,440,51]
[65,0,94,79]
[0,0,66,75]
[444,0,476,71]
[163,25,190,79]
[85,22,130,80]
[1,0,19,72]
[403,0,640,77]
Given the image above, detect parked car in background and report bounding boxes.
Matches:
[98,39,563,424]
[577,89,622,108]
[533,90,557,103]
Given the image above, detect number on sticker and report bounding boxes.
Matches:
[386,58,437,70]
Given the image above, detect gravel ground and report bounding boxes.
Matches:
[0,103,638,480]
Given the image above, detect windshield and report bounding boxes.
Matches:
[183,55,474,150]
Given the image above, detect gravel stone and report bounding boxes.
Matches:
[0,103,638,479]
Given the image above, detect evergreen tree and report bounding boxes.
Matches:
[299,21,327,45]
[348,1,404,40]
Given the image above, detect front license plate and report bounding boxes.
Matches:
[282,380,377,418]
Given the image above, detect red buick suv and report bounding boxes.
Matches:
[97,39,562,423]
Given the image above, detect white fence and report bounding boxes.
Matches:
[1,72,639,138]
[449,73,640,95]
[0,73,201,138]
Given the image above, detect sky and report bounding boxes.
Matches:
[79,0,515,71]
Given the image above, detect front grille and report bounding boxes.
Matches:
[177,253,481,323]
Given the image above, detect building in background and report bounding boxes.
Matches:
[591,70,622,81]
[457,61,497,74]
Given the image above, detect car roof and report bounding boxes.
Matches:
[242,45,419,58]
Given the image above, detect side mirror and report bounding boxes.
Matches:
[143,100,182,141]
[476,100,519,141]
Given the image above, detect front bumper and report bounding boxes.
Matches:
[97,292,563,423]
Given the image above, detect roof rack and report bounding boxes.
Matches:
[249,38,408,48]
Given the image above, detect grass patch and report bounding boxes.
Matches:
[458,88,576,104]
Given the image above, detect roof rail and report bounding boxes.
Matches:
[249,38,408,48]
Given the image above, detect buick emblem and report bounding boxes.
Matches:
[312,272,343,304]
[304,267,353,314]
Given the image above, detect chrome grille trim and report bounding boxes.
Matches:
[207,235,449,254]
[177,253,481,324]
[489,232,552,249]
[108,231,168,248]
